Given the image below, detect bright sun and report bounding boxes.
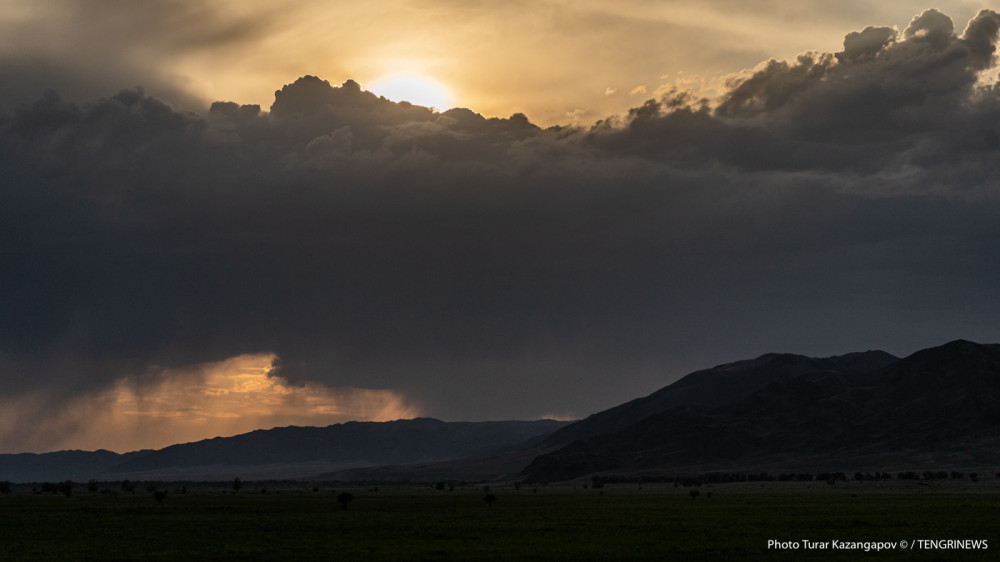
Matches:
[369,75,453,110]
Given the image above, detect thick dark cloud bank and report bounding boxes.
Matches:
[3,9,1000,424]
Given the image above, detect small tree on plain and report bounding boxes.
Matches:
[337,492,354,510]
[0,480,11,495]
[484,493,497,508]
[232,478,242,493]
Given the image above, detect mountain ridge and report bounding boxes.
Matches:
[539,349,897,448]
[0,418,569,482]
[520,340,1000,481]
[4,340,998,484]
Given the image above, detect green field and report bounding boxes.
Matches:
[1,484,997,560]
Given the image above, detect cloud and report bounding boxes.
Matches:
[0,0,278,112]
[8,0,974,127]
[3,9,1000,451]
[591,9,1000,182]
[0,354,419,453]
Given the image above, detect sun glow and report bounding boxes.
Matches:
[370,75,453,110]
[0,354,422,453]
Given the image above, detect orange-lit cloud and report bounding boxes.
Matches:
[0,355,421,454]
[2,1,986,126]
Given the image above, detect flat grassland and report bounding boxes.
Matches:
[1,483,997,560]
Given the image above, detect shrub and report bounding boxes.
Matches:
[337,492,355,510]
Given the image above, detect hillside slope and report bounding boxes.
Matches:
[522,340,999,481]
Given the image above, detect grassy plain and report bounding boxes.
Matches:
[1,483,998,560]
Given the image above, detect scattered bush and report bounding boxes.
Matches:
[337,492,355,510]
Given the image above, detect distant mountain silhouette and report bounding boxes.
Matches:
[521,340,1000,481]
[0,449,149,483]
[315,350,902,482]
[104,418,568,480]
[0,418,569,482]
[5,340,998,484]
[539,350,897,447]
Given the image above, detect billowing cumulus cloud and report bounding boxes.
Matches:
[3,9,1000,452]
[2,1,985,126]
[595,9,1000,183]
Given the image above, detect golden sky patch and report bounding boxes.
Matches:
[0,354,421,453]
[2,1,985,126]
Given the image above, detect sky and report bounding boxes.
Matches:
[3,1,1000,453]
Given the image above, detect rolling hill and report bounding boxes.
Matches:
[521,340,1000,481]
[0,418,569,482]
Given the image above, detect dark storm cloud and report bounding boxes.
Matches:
[4,10,1000,422]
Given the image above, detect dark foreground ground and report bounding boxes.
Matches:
[1,482,997,560]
